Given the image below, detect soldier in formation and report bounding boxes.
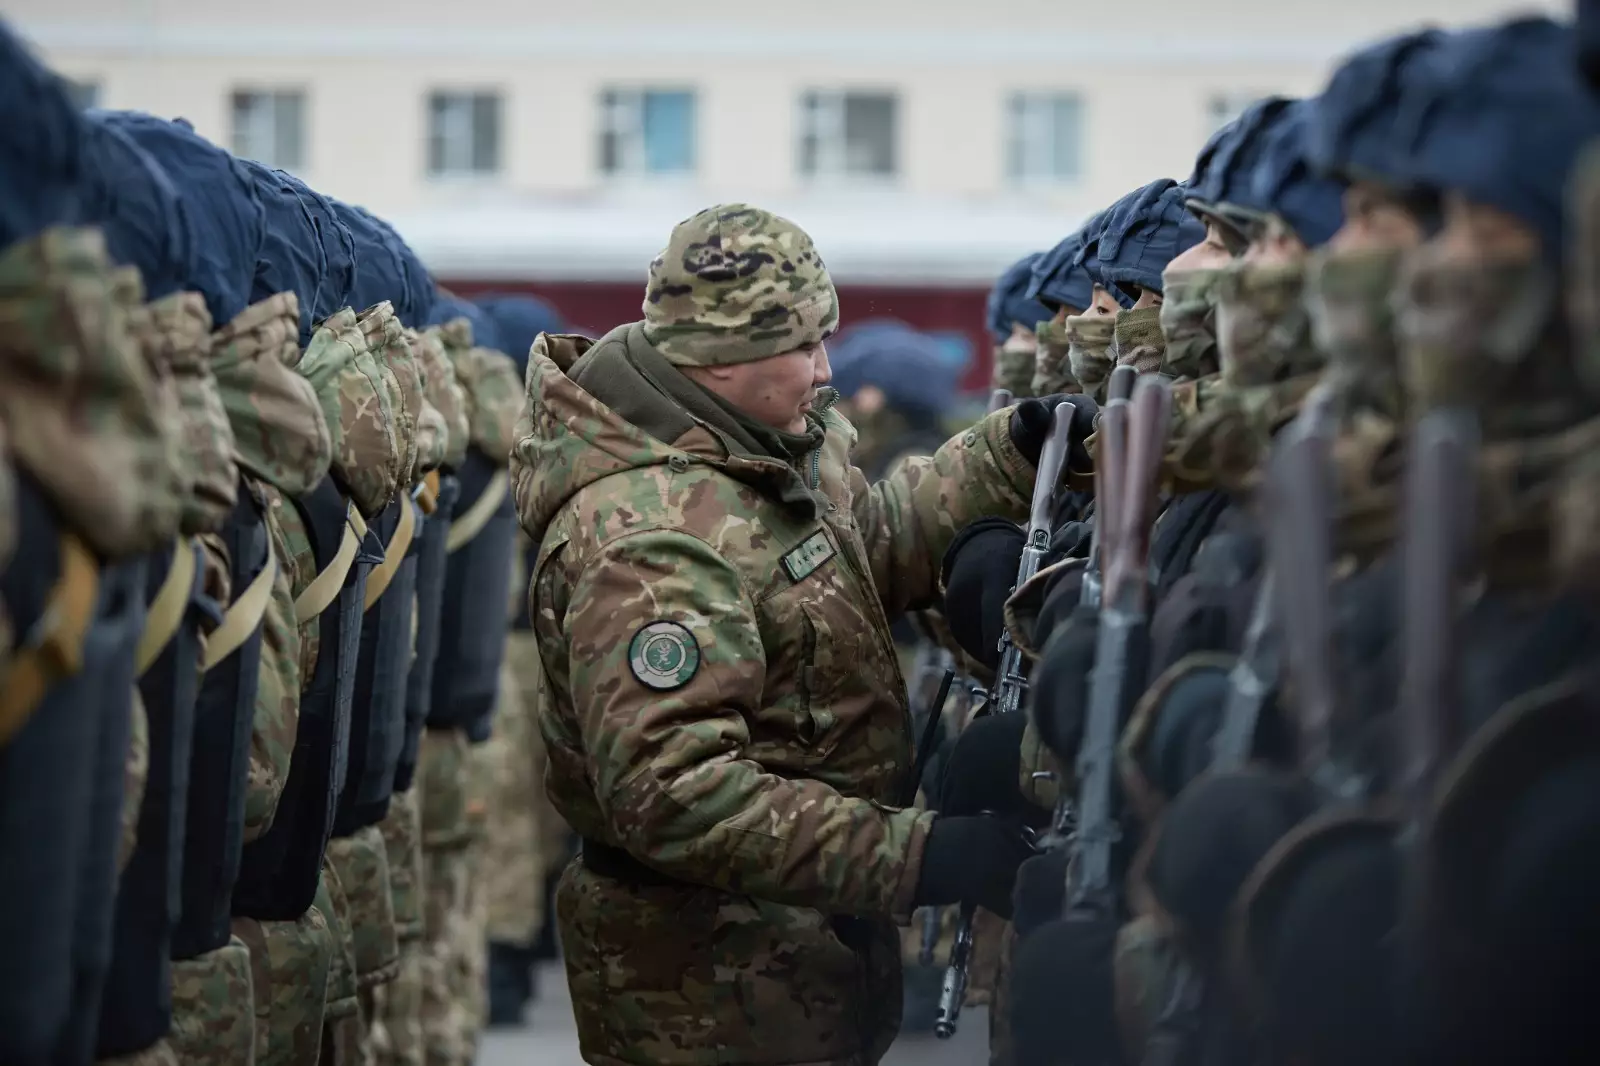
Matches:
[934,8,1600,1066]
[0,23,561,1066]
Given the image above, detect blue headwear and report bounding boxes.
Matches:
[0,23,87,245]
[827,319,960,420]
[475,293,567,376]
[357,207,435,328]
[1307,29,1451,187]
[428,290,503,353]
[277,172,355,330]
[1400,17,1600,263]
[333,198,411,322]
[106,110,263,326]
[1186,97,1295,210]
[1096,179,1205,299]
[243,159,324,341]
[78,112,197,301]
[986,253,1053,340]
[1027,208,1110,312]
[1241,100,1345,248]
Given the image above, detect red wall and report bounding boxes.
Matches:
[441,278,996,392]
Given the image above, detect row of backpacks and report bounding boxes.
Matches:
[0,19,556,1066]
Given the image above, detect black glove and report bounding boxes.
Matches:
[1009,393,1099,469]
[913,814,1035,919]
[939,712,1029,818]
[940,517,1025,671]
[1012,847,1070,938]
[1012,917,1123,1066]
[1028,604,1100,764]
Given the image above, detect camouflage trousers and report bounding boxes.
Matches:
[165,936,258,1065]
[319,858,369,1066]
[416,729,489,1066]
[373,788,426,1066]
[232,902,333,1066]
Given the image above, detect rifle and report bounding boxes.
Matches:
[1064,372,1172,921]
[1397,406,1477,824]
[1211,570,1281,770]
[1262,385,1365,801]
[934,399,1078,1039]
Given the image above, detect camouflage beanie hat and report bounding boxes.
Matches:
[641,203,839,367]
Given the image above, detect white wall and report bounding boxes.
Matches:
[8,0,1567,278]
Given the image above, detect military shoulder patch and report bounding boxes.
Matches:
[781,531,836,582]
[628,621,701,691]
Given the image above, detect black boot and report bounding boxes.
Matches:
[487,941,535,1028]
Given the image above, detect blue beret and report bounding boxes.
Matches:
[827,319,960,418]
[105,110,263,326]
[242,159,325,342]
[1027,207,1112,312]
[1307,29,1453,187]
[1186,97,1296,209]
[0,23,88,245]
[986,253,1052,340]
[357,207,435,328]
[277,172,355,330]
[78,113,197,301]
[333,198,411,322]
[428,290,503,353]
[1242,100,1346,248]
[1096,179,1205,298]
[1401,17,1600,263]
[475,292,567,375]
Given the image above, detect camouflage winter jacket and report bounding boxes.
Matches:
[510,325,1034,1066]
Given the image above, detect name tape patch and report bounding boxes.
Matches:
[781,531,836,583]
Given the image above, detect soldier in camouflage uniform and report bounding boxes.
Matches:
[986,254,1052,399]
[508,202,1067,1066]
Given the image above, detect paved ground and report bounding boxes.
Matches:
[476,964,991,1065]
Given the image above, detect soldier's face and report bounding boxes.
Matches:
[1088,285,1120,316]
[1007,322,1040,352]
[1329,182,1427,252]
[1429,193,1539,265]
[1166,221,1235,271]
[706,341,833,432]
[1131,285,1163,309]
[1242,214,1309,265]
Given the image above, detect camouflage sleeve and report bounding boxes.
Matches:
[565,529,934,922]
[849,405,1034,618]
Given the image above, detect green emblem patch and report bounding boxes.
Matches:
[628,621,701,691]
[781,531,836,582]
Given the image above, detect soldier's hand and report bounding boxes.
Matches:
[1012,847,1070,938]
[912,814,1035,919]
[1028,604,1100,763]
[940,517,1026,672]
[1009,393,1097,469]
[938,713,1029,818]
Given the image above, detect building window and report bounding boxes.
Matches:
[427,91,502,177]
[66,79,101,110]
[599,89,697,177]
[1206,92,1265,133]
[798,90,898,180]
[230,90,306,170]
[1006,92,1084,184]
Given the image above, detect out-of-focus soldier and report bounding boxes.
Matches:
[473,291,577,1029]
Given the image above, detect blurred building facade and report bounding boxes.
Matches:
[13,0,1560,382]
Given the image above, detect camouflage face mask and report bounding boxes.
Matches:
[1033,319,1080,395]
[1066,314,1117,400]
[1214,260,1322,389]
[994,336,1040,398]
[1305,246,1406,422]
[1159,269,1222,381]
[1111,306,1166,375]
[1393,248,1559,421]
